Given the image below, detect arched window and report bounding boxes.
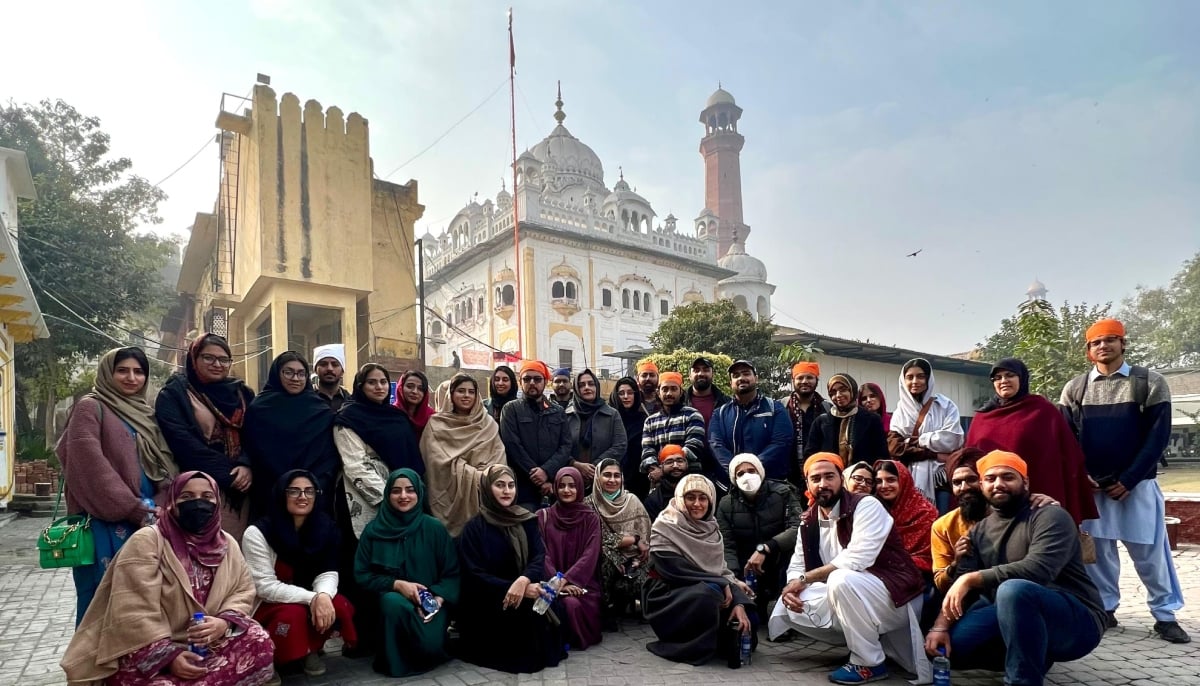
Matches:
[643,293,651,312]
[660,299,669,316]
[430,321,442,337]
[565,282,577,299]
[622,289,630,309]
[602,288,612,308]
[478,297,485,316]
[501,285,515,306]
[552,281,566,298]
[494,287,501,303]
[633,293,641,311]
[466,299,473,319]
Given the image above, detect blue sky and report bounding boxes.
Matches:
[3,1,1197,355]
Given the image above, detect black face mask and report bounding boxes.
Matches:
[175,499,217,534]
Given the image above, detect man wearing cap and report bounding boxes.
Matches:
[636,359,662,415]
[769,452,928,684]
[710,360,794,482]
[312,343,351,411]
[639,371,706,488]
[643,444,691,522]
[926,451,1106,683]
[1058,318,1188,643]
[785,362,829,489]
[499,360,574,509]
[549,367,574,408]
[682,356,730,428]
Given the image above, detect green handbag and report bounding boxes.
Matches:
[36,480,95,569]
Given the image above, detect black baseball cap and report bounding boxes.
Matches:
[691,356,714,369]
[728,359,757,375]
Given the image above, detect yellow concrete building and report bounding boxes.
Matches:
[169,82,423,389]
[0,147,50,506]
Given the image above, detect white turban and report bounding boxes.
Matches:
[312,343,346,369]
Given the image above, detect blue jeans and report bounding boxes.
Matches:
[949,579,1102,686]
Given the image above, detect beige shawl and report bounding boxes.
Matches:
[649,474,736,582]
[587,481,652,542]
[420,391,507,537]
[61,527,255,684]
[87,348,178,482]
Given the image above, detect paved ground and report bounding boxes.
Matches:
[1,513,1197,686]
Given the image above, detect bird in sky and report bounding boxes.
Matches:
[906,249,923,258]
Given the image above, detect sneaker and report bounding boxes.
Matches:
[264,672,282,686]
[828,662,889,684]
[1154,621,1192,644]
[303,652,326,676]
[1105,611,1119,629]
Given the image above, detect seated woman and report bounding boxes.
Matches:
[355,468,460,677]
[844,461,876,496]
[58,346,176,625]
[421,373,508,537]
[243,470,357,678]
[537,467,603,649]
[457,465,565,674]
[805,373,889,464]
[586,458,651,629]
[644,474,756,668]
[859,382,892,433]
[873,460,939,576]
[62,471,275,686]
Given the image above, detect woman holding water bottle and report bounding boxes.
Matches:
[57,346,178,625]
[536,466,603,649]
[354,468,460,677]
[61,471,276,685]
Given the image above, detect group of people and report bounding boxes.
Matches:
[55,317,1187,686]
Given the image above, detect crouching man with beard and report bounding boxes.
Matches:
[926,451,1105,685]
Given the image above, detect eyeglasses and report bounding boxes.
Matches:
[661,457,687,467]
[199,353,233,367]
[284,487,319,498]
[280,369,308,380]
[520,376,545,384]
[848,475,873,485]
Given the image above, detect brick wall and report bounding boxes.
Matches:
[1165,495,1200,545]
[13,460,61,495]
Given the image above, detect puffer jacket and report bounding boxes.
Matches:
[715,479,803,574]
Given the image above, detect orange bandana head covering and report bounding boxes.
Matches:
[803,451,845,477]
[659,444,686,464]
[977,450,1028,479]
[518,360,550,381]
[659,371,684,387]
[792,362,820,379]
[637,360,659,375]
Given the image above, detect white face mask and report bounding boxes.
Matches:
[736,472,762,495]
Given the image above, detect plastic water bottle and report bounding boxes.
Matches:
[932,647,951,686]
[189,613,209,658]
[744,570,757,594]
[739,628,752,666]
[418,588,440,616]
[141,498,157,526]
[532,572,565,615]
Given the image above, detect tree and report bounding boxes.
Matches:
[0,100,175,448]
[980,299,1111,399]
[641,351,735,395]
[1119,251,1200,368]
[650,300,780,391]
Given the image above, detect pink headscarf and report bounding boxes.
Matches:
[157,471,228,568]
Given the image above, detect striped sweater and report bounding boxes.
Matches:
[639,404,706,473]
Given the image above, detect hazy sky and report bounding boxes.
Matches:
[3,1,1197,355]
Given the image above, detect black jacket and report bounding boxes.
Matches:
[715,479,803,574]
[804,411,889,463]
[154,373,254,495]
[499,397,573,506]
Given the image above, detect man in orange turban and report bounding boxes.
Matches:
[927,449,1107,684]
[636,359,661,415]
[786,361,828,489]
[1059,319,1188,643]
[501,359,573,509]
[770,453,928,683]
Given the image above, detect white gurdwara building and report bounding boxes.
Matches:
[421,86,773,375]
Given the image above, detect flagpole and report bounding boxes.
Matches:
[508,8,524,360]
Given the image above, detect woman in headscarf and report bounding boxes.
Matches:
[643,474,756,667]
[859,382,891,433]
[872,460,939,576]
[536,466,603,649]
[456,464,565,674]
[609,376,650,498]
[392,369,436,439]
[334,363,423,539]
[61,471,276,686]
[355,468,459,677]
[483,365,518,423]
[421,374,507,537]
[155,333,256,540]
[804,373,888,464]
[964,358,1098,525]
[566,368,627,489]
[243,351,339,518]
[887,358,964,508]
[243,470,356,678]
[843,461,876,496]
[58,347,177,624]
[587,458,651,629]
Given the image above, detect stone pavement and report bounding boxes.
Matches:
[1,513,1197,686]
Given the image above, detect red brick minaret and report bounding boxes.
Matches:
[699,85,748,260]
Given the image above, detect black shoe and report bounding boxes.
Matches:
[1154,621,1192,644]
[1104,611,1119,630]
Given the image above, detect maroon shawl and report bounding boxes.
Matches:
[965,394,1098,525]
[860,382,892,433]
[158,471,229,569]
[537,467,602,590]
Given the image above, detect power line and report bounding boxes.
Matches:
[380,78,509,179]
[152,135,216,188]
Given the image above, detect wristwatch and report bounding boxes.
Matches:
[795,571,807,584]
[755,543,771,555]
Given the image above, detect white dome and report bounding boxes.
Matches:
[530,124,605,186]
[706,87,736,109]
[718,242,767,281]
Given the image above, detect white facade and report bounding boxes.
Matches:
[422,89,773,376]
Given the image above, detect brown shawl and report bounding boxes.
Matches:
[420,389,508,536]
[61,526,255,684]
[586,458,652,542]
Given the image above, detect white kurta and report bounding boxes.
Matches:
[891,366,963,503]
[768,497,931,683]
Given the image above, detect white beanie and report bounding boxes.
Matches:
[728,453,765,483]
